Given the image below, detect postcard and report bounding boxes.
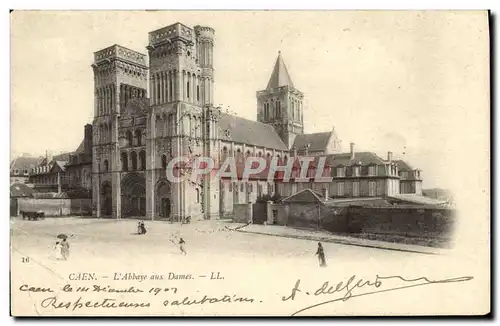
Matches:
[9,10,490,316]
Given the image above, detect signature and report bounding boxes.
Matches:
[282,274,474,316]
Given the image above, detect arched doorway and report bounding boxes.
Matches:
[100,182,112,217]
[121,172,146,217]
[155,179,171,219]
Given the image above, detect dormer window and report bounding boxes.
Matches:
[368,165,377,176]
[352,166,360,177]
[336,167,345,177]
[400,171,409,180]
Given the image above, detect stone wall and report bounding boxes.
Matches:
[273,202,455,239]
[18,198,92,217]
[321,206,455,238]
[233,203,250,223]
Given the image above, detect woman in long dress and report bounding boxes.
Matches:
[316,242,327,267]
[60,238,70,260]
[53,241,63,260]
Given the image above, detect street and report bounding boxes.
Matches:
[10,217,461,316]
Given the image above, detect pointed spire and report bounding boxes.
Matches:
[266,51,295,90]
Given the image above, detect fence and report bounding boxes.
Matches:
[17,198,92,217]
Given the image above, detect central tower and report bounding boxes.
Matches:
[145,22,219,221]
[257,52,304,149]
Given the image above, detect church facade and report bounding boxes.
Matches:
[90,22,423,221]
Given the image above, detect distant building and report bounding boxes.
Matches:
[394,159,423,195]
[10,183,34,216]
[28,150,71,192]
[10,154,42,185]
[65,124,93,192]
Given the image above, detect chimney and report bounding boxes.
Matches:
[304,143,310,156]
[322,187,329,201]
[46,150,53,164]
[292,146,298,157]
[350,142,355,160]
[84,124,93,156]
[387,151,393,162]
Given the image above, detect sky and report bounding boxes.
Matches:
[10,11,490,190]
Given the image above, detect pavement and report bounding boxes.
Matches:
[228,222,448,255]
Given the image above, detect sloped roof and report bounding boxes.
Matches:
[10,156,41,172]
[325,197,393,207]
[219,114,288,150]
[327,152,386,167]
[10,183,34,198]
[394,159,414,171]
[293,132,332,152]
[74,140,85,154]
[53,152,72,162]
[389,194,448,206]
[282,188,324,203]
[266,52,295,90]
[50,160,67,173]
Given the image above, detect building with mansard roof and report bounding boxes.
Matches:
[88,22,423,221]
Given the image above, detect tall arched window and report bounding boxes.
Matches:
[161,155,167,170]
[187,78,190,99]
[196,188,200,203]
[135,129,142,146]
[103,160,109,172]
[131,151,138,170]
[121,152,128,171]
[139,150,146,170]
[127,131,133,146]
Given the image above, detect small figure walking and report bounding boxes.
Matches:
[179,238,187,255]
[316,242,327,267]
[60,238,70,260]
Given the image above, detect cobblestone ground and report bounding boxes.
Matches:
[10,217,465,317]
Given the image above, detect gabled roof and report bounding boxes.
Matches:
[282,188,325,204]
[50,160,67,173]
[219,114,288,150]
[327,152,386,167]
[266,52,295,90]
[10,183,34,198]
[293,132,332,152]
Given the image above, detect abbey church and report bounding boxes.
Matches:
[90,22,423,221]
